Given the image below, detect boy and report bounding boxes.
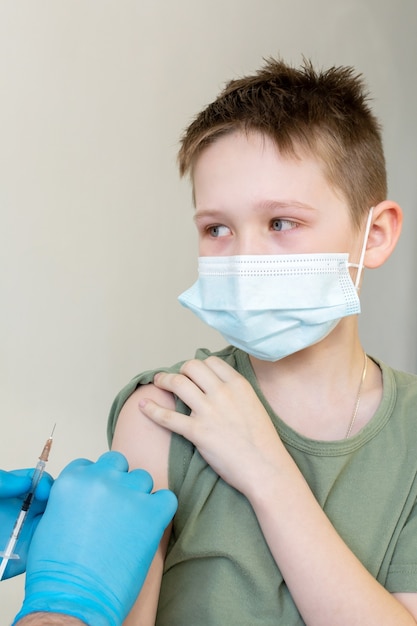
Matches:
[109,58,417,624]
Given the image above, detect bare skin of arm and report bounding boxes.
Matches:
[14,616,85,626]
[111,383,174,626]
[140,356,417,626]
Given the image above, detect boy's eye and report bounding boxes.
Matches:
[271,218,297,232]
[208,225,230,238]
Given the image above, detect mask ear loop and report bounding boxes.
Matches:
[353,207,374,290]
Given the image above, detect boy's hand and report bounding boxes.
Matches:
[13,451,177,626]
[141,356,283,496]
[0,469,53,579]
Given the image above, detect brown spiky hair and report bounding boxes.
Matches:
[178,57,387,227]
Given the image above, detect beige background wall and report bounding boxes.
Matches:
[1,0,416,620]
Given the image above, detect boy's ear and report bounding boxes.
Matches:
[364,200,403,269]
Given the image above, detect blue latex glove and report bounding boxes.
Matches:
[13,451,177,626]
[0,468,53,579]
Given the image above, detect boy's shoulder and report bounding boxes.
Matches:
[134,345,240,384]
[373,356,417,426]
[390,361,417,403]
[376,356,417,388]
[106,345,239,445]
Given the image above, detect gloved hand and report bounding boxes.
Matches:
[0,468,53,579]
[13,451,177,626]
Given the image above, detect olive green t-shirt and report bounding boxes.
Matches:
[107,346,417,625]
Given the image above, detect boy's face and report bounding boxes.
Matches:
[193,130,363,261]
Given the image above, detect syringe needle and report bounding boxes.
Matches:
[0,428,55,580]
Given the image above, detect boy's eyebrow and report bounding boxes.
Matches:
[254,200,317,213]
[194,200,316,221]
[194,209,221,223]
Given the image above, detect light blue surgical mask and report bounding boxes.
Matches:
[178,209,373,361]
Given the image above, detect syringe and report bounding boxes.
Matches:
[0,426,55,580]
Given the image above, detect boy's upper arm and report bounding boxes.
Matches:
[111,382,174,488]
[392,593,417,620]
[111,383,175,626]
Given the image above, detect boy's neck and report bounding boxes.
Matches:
[248,320,382,440]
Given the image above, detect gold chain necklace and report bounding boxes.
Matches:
[345,352,368,439]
